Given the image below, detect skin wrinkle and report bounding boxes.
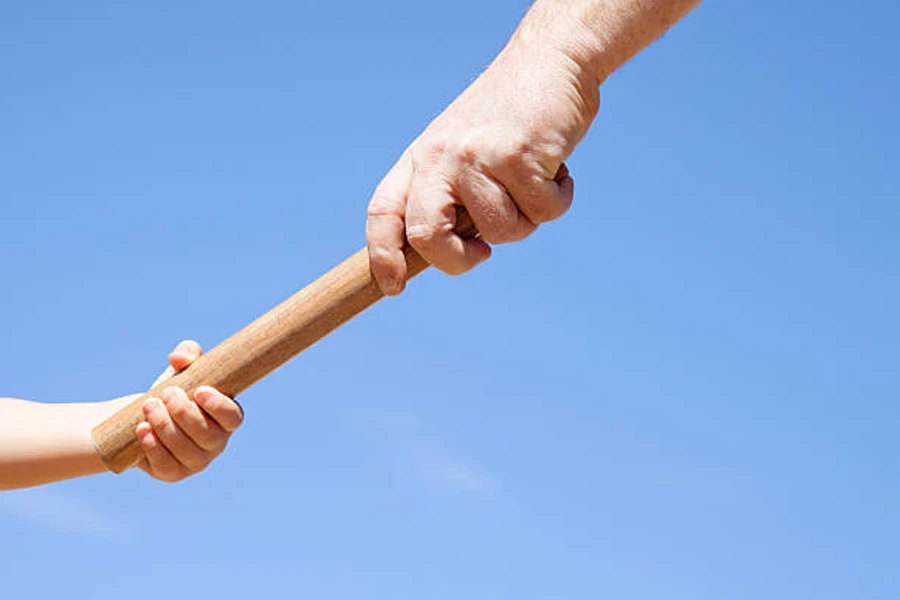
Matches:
[458,162,531,244]
[481,156,541,236]
[572,0,704,81]
[365,0,705,293]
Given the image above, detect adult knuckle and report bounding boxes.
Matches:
[478,219,516,244]
[477,227,503,245]
[526,199,565,223]
[417,139,447,162]
[519,186,568,224]
[470,197,529,244]
[454,136,480,166]
[425,252,466,276]
[367,193,396,217]
[406,223,438,250]
[504,221,535,243]
[500,136,537,166]
[500,211,530,242]
[409,142,444,174]
[367,243,396,268]
[433,260,465,276]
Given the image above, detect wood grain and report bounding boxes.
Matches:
[91,210,479,473]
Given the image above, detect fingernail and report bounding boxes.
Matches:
[177,340,200,355]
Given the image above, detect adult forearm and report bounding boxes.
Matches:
[0,397,128,489]
[511,0,704,83]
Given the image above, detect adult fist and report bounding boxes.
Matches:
[366,29,600,295]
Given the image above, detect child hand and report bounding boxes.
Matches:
[134,340,244,482]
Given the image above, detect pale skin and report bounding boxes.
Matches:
[2,0,699,490]
[366,0,705,293]
[0,341,244,490]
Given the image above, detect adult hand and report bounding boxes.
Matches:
[366,20,601,295]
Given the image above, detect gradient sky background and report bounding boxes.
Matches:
[1,1,898,598]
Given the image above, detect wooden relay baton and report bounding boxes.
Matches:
[91,211,479,474]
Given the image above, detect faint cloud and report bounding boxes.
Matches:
[414,447,497,496]
[361,406,499,496]
[0,486,136,541]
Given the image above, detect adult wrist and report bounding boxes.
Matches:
[505,1,608,85]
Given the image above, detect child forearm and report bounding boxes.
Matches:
[0,397,129,490]
[1,341,244,490]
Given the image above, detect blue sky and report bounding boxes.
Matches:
[1,1,898,598]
